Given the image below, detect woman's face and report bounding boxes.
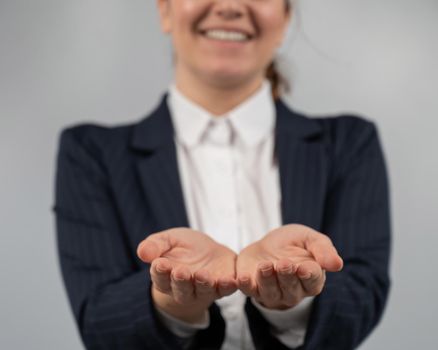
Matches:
[157,0,291,87]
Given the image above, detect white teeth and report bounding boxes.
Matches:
[204,29,249,42]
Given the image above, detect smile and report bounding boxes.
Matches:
[201,29,252,42]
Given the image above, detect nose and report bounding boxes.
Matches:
[214,0,244,20]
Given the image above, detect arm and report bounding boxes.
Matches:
[54,127,225,349]
[245,118,391,349]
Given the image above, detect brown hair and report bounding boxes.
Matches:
[266,61,289,100]
[266,0,292,100]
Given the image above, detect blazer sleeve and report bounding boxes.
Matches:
[244,117,391,350]
[54,126,225,350]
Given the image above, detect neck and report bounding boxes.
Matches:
[175,69,266,116]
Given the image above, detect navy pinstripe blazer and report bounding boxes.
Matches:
[54,95,391,350]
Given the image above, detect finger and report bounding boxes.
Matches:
[217,276,238,298]
[256,261,281,305]
[137,232,173,262]
[305,233,343,272]
[276,262,303,307]
[237,272,257,298]
[296,260,326,296]
[171,265,195,304]
[193,269,216,300]
[150,257,173,294]
[274,259,302,306]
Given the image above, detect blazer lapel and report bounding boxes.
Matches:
[130,95,329,235]
[274,100,329,231]
[130,95,189,232]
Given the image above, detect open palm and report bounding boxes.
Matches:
[236,224,343,309]
[137,227,237,322]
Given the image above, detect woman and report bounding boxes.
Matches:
[54,1,391,349]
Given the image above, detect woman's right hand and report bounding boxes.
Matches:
[137,227,237,324]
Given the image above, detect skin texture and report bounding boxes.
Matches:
[236,224,343,310]
[137,225,343,321]
[137,228,237,323]
[156,0,291,115]
[141,0,344,324]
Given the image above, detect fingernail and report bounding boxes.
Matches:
[300,271,312,279]
[156,265,167,273]
[239,277,250,285]
[261,268,273,277]
[196,279,209,286]
[278,266,293,274]
[174,272,189,281]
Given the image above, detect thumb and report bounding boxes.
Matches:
[306,234,344,272]
[137,232,173,263]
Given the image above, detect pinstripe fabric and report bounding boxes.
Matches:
[245,104,391,350]
[54,95,391,350]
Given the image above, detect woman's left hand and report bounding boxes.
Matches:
[236,224,343,310]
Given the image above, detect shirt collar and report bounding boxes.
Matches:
[168,80,275,148]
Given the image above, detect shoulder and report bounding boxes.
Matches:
[58,122,132,151]
[54,123,138,182]
[279,100,381,157]
[58,95,168,156]
[316,114,380,157]
[278,100,385,176]
[56,122,135,170]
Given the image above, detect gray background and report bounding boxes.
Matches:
[1,0,437,349]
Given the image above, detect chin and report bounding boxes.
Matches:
[202,65,256,87]
[205,72,252,88]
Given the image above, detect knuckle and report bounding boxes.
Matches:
[285,288,298,298]
[155,285,171,294]
[279,278,298,291]
[173,293,184,304]
[309,284,324,296]
[264,289,281,301]
[174,292,192,304]
[283,298,299,308]
[197,285,214,296]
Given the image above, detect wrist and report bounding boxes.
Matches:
[152,286,209,324]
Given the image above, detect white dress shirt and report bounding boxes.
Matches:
[154,80,314,349]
